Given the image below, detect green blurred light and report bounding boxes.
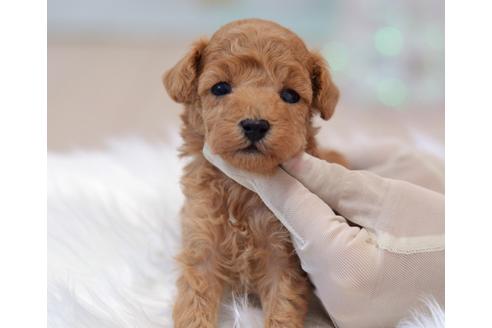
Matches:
[321,42,348,71]
[424,25,444,50]
[376,78,407,108]
[374,26,403,56]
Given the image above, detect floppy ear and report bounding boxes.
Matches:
[163,38,208,104]
[310,52,339,120]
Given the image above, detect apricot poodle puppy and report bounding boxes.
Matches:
[164,18,346,328]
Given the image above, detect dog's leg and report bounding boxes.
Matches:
[254,227,309,328]
[173,207,224,328]
[172,265,223,328]
[173,249,224,328]
[259,265,309,328]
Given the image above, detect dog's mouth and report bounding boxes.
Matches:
[239,143,261,154]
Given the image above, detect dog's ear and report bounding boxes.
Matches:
[163,38,208,104]
[310,52,339,120]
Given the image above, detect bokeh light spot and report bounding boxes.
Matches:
[376,78,407,108]
[322,42,348,71]
[374,26,403,56]
[424,25,444,51]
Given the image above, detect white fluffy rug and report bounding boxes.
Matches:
[48,137,444,328]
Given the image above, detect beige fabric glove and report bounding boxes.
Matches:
[203,144,444,328]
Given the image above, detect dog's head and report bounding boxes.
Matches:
[164,19,339,174]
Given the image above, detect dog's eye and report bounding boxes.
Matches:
[280,89,300,104]
[211,82,232,96]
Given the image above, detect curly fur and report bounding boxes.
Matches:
[163,19,346,328]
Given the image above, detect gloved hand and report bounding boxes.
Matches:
[203,144,444,328]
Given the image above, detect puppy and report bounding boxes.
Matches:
[164,19,346,328]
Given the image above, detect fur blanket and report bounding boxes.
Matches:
[48,138,444,328]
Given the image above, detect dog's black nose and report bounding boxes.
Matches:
[240,119,270,142]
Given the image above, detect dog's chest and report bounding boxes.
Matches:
[219,193,293,284]
[219,178,292,251]
[183,164,295,286]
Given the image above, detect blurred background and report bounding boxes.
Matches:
[48,0,444,152]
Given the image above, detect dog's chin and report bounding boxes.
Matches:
[218,145,282,175]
